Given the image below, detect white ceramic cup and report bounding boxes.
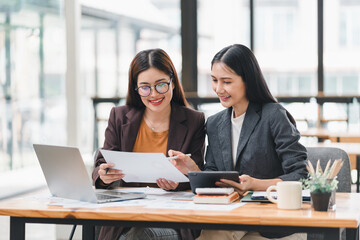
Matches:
[266,181,302,210]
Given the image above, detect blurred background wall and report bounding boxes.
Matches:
[0,0,359,193]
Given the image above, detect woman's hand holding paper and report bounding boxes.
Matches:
[98,163,125,184]
[156,178,179,190]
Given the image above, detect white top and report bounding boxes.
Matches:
[231,109,246,166]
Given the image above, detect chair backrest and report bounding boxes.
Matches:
[306,147,351,193]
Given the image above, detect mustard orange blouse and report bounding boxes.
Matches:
[132,117,169,156]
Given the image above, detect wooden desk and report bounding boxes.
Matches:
[301,129,360,143]
[0,193,359,240]
[305,142,360,193]
[301,128,333,142]
[330,134,360,143]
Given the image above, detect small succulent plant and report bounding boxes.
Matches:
[301,159,340,193]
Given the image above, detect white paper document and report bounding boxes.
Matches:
[24,188,243,210]
[100,150,189,183]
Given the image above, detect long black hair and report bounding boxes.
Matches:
[212,44,296,124]
[126,48,188,108]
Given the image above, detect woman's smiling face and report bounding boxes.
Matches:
[137,67,173,113]
[211,62,249,116]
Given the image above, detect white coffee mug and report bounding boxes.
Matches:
[266,181,302,210]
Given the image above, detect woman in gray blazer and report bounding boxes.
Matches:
[169,44,307,240]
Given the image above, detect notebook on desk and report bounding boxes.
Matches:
[33,144,146,203]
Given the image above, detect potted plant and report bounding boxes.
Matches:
[302,159,342,211]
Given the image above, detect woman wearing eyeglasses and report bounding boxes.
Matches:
[92,48,205,240]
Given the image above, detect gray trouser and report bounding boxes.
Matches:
[119,227,181,240]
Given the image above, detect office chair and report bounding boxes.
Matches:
[306,147,352,240]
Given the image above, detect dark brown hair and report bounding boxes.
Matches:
[212,44,296,124]
[126,49,188,108]
[212,44,277,104]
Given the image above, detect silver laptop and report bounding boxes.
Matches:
[33,144,146,203]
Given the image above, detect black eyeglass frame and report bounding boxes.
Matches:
[135,79,172,97]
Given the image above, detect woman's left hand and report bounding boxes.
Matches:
[156,178,179,190]
[216,174,256,196]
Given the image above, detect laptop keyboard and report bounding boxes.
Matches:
[95,190,146,201]
[96,193,122,200]
[100,190,127,196]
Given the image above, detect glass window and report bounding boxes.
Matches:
[0,3,66,172]
[273,13,294,49]
[255,0,317,97]
[324,0,360,95]
[280,101,318,131]
[80,0,181,150]
[323,0,360,129]
[342,75,358,94]
[322,102,348,131]
[197,0,250,97]
[298,75,312,95]
[277,75,293,94]
[324,75,338,95]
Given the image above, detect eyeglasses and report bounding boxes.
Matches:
[135,80,172,97]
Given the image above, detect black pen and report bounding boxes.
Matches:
[105,168,109,174]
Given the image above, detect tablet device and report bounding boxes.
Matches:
[188,171,240,193]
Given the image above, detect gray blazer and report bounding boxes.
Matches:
[204,102,307,181]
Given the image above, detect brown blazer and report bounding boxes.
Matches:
[92,103,205,240]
